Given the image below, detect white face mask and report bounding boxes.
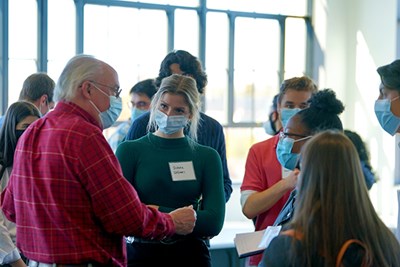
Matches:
[154,109,188,135]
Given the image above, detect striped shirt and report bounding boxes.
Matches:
[1,101,174,266]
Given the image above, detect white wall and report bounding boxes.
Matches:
[313,0,399,228]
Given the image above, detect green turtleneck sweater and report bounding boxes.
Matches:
[116,133,225,237]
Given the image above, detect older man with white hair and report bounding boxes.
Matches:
[1,54,196,267]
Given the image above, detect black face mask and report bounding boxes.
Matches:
[15,129,25,140]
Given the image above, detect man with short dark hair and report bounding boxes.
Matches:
[0,73,55,129]
[19,72,55,115]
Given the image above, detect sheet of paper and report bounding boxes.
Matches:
[258,225,282,248]
[234,225,282,258]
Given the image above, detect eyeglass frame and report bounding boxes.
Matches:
[279,131,311,141]
[89,80,122,98]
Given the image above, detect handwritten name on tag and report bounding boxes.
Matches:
[169,161,196,181]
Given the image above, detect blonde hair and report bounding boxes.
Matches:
[148,74,200,141]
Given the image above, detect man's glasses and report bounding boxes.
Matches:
[90,80,122,98]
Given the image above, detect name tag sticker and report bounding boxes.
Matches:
[169,161,196,181]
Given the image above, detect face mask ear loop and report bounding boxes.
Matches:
[391,95,400,103]
[293,135,313,143]
[89,100,101,114]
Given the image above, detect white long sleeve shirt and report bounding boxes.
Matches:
[0,166,21,264]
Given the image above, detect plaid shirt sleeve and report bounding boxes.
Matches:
[79,130,174,238]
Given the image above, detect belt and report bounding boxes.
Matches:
[130,236,182,245]
[129,236,205,245]
[28,260,94,267]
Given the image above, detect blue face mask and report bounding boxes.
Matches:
[374,96,400,136]
[131,107,147,122]
[100,96,122,129]
[90,86,122,129]
[280,108,301,127]
[276,135,311,170]
[263,120,278,136]
[154,109,188,135]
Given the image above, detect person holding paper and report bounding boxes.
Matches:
[240,76,317,267]
[259,131,400,266]
[116,74,225,267]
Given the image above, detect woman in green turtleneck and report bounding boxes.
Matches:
[116,74,225,267]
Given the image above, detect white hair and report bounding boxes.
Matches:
[54,54,104,102]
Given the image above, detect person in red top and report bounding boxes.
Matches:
[240,76,317,267]
[0,54,196,267]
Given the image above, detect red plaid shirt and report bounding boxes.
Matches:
[1,101,174,266]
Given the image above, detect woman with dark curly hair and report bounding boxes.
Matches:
[273,88,345,227]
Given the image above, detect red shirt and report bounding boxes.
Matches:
[1,101,174,266]
[240,134,290,265]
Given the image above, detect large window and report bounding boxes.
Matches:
[8,0,38,103]
[1,0,311,227]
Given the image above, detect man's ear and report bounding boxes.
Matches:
[277,102,282,114]
[81,81,92,99]
[39,94,48,105]
[271,111,278,121]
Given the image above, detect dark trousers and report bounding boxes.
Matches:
[127,238,211,267]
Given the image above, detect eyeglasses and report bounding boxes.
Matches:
[90,80,122,98]
[279,131,311,141]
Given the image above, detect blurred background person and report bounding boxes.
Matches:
[108,78,157,152]
[0,73,54,128]
[260,130,400,267]
[374,59,400,136]
[344,129,377,190]
[18,73,55,115]
[0,101,41,267]
[263,94,282,136]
